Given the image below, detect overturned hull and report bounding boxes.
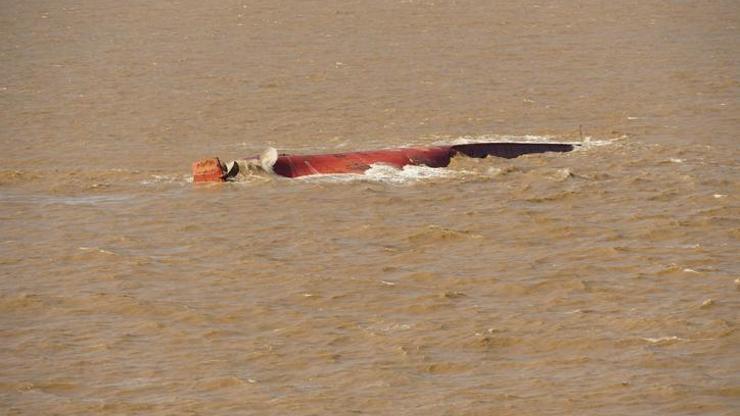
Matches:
[192,142,576,183]
[273,146,454,178]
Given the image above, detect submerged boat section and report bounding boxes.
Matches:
[192,142,577,183]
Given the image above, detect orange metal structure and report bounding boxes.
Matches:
[192,158,226,183]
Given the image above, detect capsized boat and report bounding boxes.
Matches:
[192,142,578,183]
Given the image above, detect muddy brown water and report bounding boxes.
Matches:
[1,1,738,415]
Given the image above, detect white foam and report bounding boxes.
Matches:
[295,163,463,185]
[443,134,561,145]
[79,246,117,255]
[642,336,682,344]
[437,133,616,150]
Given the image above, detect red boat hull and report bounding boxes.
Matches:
[272,146,453,178]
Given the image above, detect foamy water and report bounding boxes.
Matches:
[293,163,461,185]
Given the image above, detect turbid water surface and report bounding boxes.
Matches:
[1,1,738,415]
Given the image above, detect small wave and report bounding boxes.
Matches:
[0,169,42,185]
[78,246,118,255]
[642,336,683,344]
[1,168,148,187]
[539,167,575,181]
[0,192,133,206]
[407,224,484,244]
[54,195,133,206]
[139,174,192,185]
